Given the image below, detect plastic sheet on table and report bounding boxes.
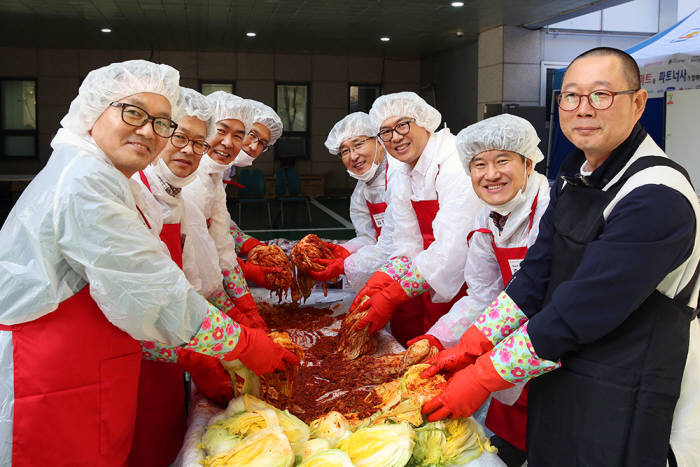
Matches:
[173,386,223,467]
[174,288,504,467]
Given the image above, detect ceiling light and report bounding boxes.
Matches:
[101,28,112,33]
[246,32,256,37]
[451,2,464,6]
[380,36,390,42]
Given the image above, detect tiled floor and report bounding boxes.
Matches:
[230,196,355,241]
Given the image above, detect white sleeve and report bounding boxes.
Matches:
[344,182,377,253]
[428,221,503,347]
[55,172,209,345]
[415,155,481,301]
[182,197,225,299]
[344,165,399,290]
[344,201,396,291]
[389,167,424,259]
[208,182,238,271]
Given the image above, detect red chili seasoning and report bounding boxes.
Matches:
[258,304,391,423]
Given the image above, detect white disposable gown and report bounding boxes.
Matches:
[0,131,211,462]
[135,164,224,299]
[389,128,481,302]
[343,158,399,291]
[428,171,551,348]
[344,159,390,253]
[181,156,238,272]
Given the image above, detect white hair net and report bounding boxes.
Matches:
[456,113,544,169]
[248,100,284,146]
[324,112,375,155]
[369,91,442,133]
[60,59,182,139]
[180,87,216,139]
[206,91,255,133]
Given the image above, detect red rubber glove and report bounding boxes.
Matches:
[221,301,258,329]
[177,349,234,407]
[354,281,412,334]
[225,326,300,376]
[307,257,345,282]
[420,325,496,379]
[406,334,445,352]
[234,293,268,332]
[323,242,350,260]
[422,353,513,422]
[240,238,265,256]
[349,271,396,311]
[237,257,282,289]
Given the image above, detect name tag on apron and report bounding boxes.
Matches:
[372,212,385,228]
[508,258,523,275]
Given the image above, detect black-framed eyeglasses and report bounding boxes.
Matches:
[170,132,211,155]
[557,89,639,111]
[378,118,415,142]
[109,102,178,138]
[339,136,374,160]
[246,130,271,152]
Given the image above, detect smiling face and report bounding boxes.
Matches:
[469,150,532,206]
[157,116,207,178]
[559,54,647,168]
[339,136,385,175]
[207,118,246,164]
[241,123,272,159]
[380,116,430,167]
[90,92,171,178]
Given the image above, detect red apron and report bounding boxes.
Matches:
[1,286,142,466]
[365,200,387,239]
[389,196,468,347]
[129,172,187,467]
[467,194,539,453]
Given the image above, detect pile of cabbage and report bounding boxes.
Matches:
[199,364,496,467]
[199,404,494,467]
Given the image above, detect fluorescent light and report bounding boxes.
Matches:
[246,32,256,37]
[451,1,464,6]
[101,28,112,33]
[380,36,390,42]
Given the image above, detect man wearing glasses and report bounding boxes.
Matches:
[228,101,284,261]
[130,86,249,466]
[420,47,700,466]
[350,92,481,347]
[304,112,393,292]
[181,92,275,328]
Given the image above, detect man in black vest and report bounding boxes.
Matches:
[421,47,699,466]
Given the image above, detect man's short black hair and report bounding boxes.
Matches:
[565,47,641,89]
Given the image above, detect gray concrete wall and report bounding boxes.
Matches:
[477,26,544,120]
[420,41,478,133]
[0,47,421,194]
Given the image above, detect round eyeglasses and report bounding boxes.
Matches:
[557,89,639,111]
[170,132,211,155]
[339,136,373,160]
[109,102,178,138]
[378,118,415,142]
[246,130,271,152]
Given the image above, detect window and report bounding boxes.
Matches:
[1,79,37,158]
[548,0,658,33]
[275,83,309,159]
[540,62,568,122]
[200,81,235,96]
[349,84,381,113]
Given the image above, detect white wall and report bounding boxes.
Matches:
[550,0,660,33]
[678,0,700,18]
